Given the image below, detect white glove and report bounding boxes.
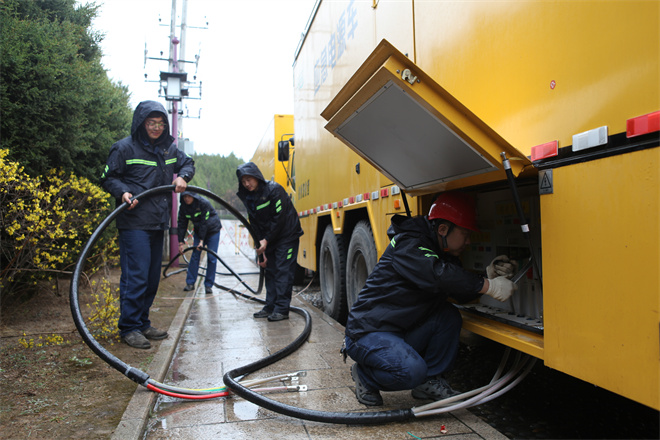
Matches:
[485,276,517,302]
[486,255,518,279]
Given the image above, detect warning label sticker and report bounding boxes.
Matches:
[539,170,553,195]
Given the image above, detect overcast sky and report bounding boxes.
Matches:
[92,0,316,160]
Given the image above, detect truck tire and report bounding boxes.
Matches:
[346,221,378,310]
[319,225,347,323]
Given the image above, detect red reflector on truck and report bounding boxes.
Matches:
[531,140,558,161]
[627,111,660,138]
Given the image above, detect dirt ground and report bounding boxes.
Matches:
[0,267,187,440]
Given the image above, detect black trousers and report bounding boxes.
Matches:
[263,238,300,315]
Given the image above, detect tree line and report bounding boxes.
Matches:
[1,0,246,191]
[187,153,245,215]
[1,0,132,182]
[0,0,248,301]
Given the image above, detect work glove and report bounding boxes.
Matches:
[486,255,518,279]
[484,276,517,302]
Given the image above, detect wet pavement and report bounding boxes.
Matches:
[111,221,507,440]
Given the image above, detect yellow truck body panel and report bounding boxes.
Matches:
[289,0,659,410]
[251,114,294,187]
[541,147,660,410]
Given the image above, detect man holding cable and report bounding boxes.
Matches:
[101,100,194,349]
[177,191,222,294]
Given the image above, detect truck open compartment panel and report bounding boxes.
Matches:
[322,39,533,196]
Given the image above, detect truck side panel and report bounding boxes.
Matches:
[293,0,417,273]
[292,0,660,410]
[542,147,660,410]
[414,0,659,154]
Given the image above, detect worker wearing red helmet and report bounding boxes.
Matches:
[343,191,517,406]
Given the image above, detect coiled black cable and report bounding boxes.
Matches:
[163,246,260,278]
[163,246,262,295]
[69,185,262,385]
[70,185,414,424]
[222,303,414,424]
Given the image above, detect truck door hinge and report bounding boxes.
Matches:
[401,68,418,85]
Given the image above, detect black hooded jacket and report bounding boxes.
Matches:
[345,214,484,341]
[236,162,303,246]
[177,191,222,242]
[101,101,195,230]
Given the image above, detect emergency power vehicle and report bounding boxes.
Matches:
[265,0,659,410]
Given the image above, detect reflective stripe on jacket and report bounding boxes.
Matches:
[345,215,483,341]
[236,162,303,245]
[101,101,195,230]
[177,192,222,242]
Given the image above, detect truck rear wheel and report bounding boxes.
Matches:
[319,225,347,323]
[346,221,377,310]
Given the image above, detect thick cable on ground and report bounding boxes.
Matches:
[163,246,262,295]
[223,305,414,424]
[162,246,259,279]
[71,185,527,424]
[412,350,535,417]
[69,185,262,385]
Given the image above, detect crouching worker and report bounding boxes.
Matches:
[343,191,517,406]
[177,191,222,294]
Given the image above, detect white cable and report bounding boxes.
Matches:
[292,273,317,298]
[413,351,531,417]
[412,348,512,413]
[475,357,536,405]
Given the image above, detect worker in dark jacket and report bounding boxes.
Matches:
[344,191,517,406]
[101,100,194,349]
[177,191,222,294]
[236,162,303,321]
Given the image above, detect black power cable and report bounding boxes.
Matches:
[222,303,414,424]
[70,185,414,424]
[163,246,263,295]
[69,185,261,385]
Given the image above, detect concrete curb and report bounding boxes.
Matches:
[111,289,196,440]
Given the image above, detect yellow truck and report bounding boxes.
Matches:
[250,114,294,188]
[279,0,659,410]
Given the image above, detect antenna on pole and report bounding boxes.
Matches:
[143,0,207,268]
[143,0,205,108]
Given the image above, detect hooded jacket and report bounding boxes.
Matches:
[236,162,303,245]
[101,101,195,230]
[177,191,222,242]
[345,214,484,341]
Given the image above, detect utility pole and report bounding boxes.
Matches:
[180,0,188,75]
[145,0,203,265]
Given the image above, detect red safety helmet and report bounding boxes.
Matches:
[428,192,479,232]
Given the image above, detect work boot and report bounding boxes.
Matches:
[351,363,383,406]
[205,286,213,294]
[142,326,168,340]
[122,331,151,349]
[253,308,272,318]
[267,312,289,322]
[183,284,194,291]
[411,376,460,400]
